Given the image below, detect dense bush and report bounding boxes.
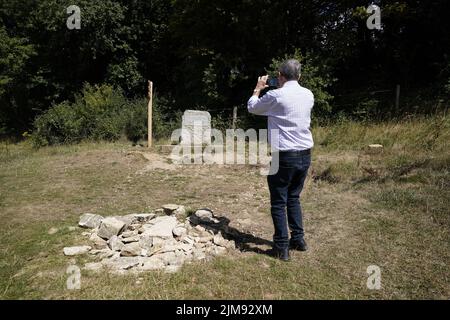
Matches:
[31,84,179,147]
[32,84,125,146]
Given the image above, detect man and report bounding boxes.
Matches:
[247,59,314,261]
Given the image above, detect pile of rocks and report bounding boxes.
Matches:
[63,205,235,274]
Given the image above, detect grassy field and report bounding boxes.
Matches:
[0,115,449,299]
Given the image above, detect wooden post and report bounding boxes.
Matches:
[395,84,400,113]
[147,81,153,148]
[232,106,237,130]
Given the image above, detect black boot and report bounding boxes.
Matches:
[289,238,308,251]
[269,247,290,261]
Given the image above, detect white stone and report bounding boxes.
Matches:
[192,249,206,260]
[143,216,177,238]
[162,204,180,215]
[132,213,155,223]
[157,251,184,266]
[121,230,138,238]
[174,206,186,217]
[149,237,167,250]
[89,233,108,249]
[139,256,165,271]
[162,204,186,217]
[183,237,195,245]
[121,242,141,257]
[103,257,141,270]
[48,227,58,235]
[195,225,206,232]
[79,213,104,229]
[138,220,158,233]
[177,243,194,252]
[172,226,187,237]
[63,246,91,256]
[139,231,154,251]
[194,242,205,249]
[226,240,235,249]
[111,215,134,230]
[213,234,226,246]
[122,235,140,243]
[97,217,125,240]
[107,235,125,251]
[213,234,235,249]
[159,244,179,254]
[197,235,213,243]
[184,251,193,261]
[128,224,141,231]
[165,265,181,273]
[190,208,218,224]
[212,246,227,256]
[90,248,115,259]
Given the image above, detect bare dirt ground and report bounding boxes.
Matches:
[0,138,448,299]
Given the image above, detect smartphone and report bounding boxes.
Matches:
[267,77,279,87]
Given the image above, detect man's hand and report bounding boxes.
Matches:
[253,75,269,96]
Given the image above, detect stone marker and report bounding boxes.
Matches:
[181,110,211,145]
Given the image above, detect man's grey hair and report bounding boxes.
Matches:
[278,59,301,81]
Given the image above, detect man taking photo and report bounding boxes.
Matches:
[247,59,314,261]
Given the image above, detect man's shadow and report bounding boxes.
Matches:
[189,215,274,256]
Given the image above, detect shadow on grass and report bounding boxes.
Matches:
[191,216,275,257]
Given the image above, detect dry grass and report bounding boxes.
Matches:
[0,115,448,299]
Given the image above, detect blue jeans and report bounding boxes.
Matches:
[267,151,311,250]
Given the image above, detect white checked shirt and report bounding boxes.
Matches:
[247,80,314,151]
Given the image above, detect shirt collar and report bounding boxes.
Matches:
[282,80,300,87]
